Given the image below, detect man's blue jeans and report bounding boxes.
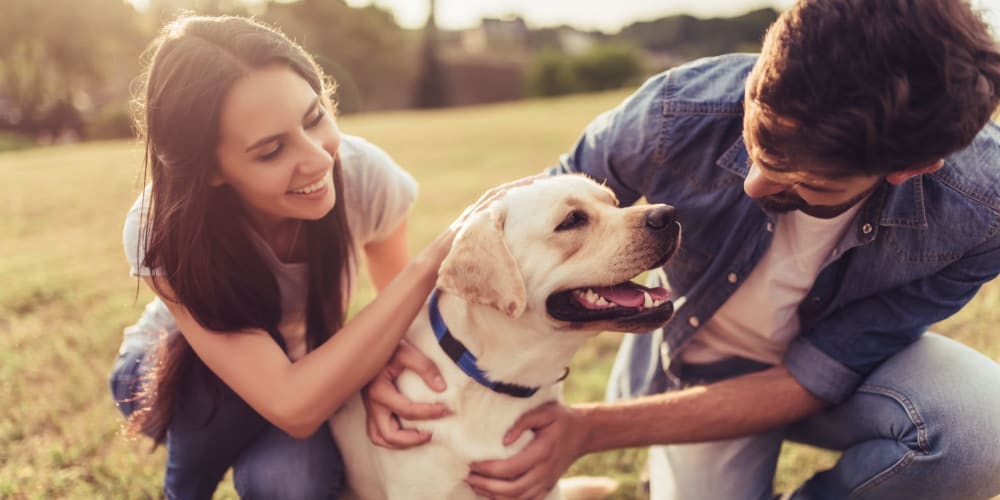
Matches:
[110,347,345,499]
[609,333,1000,500]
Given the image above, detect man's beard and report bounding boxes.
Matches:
[754,185,878,219]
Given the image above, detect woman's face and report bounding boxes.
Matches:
[213,63,339,232]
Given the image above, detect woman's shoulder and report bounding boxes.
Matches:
[339,134,416,192]
[123,184,158,277]
[337,134,418,243]
[338,134,390,167]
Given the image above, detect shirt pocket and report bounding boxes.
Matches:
[663,240,715,294]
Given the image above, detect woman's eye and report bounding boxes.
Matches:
[306,109,325,128]
[259,144,282,161]
[555,210,588,231]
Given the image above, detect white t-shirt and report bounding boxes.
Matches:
[680,203,862,365]
[119,134,418,361]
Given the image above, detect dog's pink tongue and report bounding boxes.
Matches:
[593,285,670,307]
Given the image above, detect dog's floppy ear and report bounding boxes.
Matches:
[437,204,527,319]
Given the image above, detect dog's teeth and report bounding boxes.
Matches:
[595,297,610,306]
[643,292,653,308]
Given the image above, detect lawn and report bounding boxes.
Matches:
[1,90,997,498]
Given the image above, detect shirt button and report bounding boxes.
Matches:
[688,316,700,328]
[862,223,873,234]
[727,273,738,283]
[766,222,775,232]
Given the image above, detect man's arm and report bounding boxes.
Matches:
[466,365,826,498]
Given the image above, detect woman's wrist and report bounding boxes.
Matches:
[409,232,452,282]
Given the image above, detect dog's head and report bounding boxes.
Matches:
[437,174,680,333]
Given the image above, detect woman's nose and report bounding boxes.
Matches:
[300,135,335,172]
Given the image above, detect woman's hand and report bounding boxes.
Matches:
[452,173,549,231]
[363,340,451,448]
[424,173,550,263]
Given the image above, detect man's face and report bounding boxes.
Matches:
[743,100,882,219]
[743,159,881,219]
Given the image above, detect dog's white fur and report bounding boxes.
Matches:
[331,175,678,500]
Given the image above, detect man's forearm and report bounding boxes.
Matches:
[575,366,828,453]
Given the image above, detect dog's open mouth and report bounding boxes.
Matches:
[546,280,673,323]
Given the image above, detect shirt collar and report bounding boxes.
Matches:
[715,135,929,231]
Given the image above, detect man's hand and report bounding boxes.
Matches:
[465,402,589,499]
[363,340,451,448]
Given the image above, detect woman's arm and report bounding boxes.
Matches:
[364,219,410,291]
[149,230,448,438]
[149,176,541,439]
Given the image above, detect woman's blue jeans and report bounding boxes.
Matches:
[611,333,1000,500]
[110,347,345,499]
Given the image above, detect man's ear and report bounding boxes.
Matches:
[437,204,527,319]
[886,159,944,185]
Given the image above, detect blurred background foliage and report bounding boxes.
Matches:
[0,0,779,149]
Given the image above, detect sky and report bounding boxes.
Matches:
[341,0,1000,35]
[125,0,1000,37]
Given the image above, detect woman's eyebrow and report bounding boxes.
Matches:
[244,97,321,152]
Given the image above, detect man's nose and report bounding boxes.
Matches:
[744,164,789,198]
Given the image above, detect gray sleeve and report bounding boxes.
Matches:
[122,185,161,277]
[342,136,418,245]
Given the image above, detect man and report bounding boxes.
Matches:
[370,1,1000,498]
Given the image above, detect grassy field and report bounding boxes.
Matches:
[1,90,997,499]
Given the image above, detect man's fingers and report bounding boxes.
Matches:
[503,402,559,445]
[470,437,551,479]
[466,465,551,499]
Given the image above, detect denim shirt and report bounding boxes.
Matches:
[551,53,1000,404]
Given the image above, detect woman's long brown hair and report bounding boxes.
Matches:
[129,15,352,445]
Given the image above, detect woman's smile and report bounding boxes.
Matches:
[288,169,333,197]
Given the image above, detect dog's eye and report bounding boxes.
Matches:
[555,210,588,231]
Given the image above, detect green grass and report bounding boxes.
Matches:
[1,92,997,499]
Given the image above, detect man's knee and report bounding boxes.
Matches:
[810,334,1000,498]
[861,333,1000,460]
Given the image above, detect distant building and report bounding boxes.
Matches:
[460,16,530,53]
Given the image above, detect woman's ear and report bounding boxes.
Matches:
[886,159,944,185]
[208,172,226,187]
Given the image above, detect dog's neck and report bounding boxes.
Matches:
[433,291,594,389]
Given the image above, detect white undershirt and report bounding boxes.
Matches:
[680,203,861,365]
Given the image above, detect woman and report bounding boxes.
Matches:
[109,15,520,499]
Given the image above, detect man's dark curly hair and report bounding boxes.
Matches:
[744,0,1000,177]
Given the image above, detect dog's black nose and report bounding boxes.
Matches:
[645,205,677,230]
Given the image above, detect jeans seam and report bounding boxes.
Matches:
[848,384,931,497]
[850,450,918,498]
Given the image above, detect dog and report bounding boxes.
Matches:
[331,174,681,500]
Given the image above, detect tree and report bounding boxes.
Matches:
[261,0,408,113]
[412,0,449,108]
[0,0,146,136]
[526,44,643,97]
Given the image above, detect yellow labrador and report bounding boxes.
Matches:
[331,174,680,500]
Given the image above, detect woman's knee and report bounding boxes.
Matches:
[233,425,345,500]
[109,349,147,418]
